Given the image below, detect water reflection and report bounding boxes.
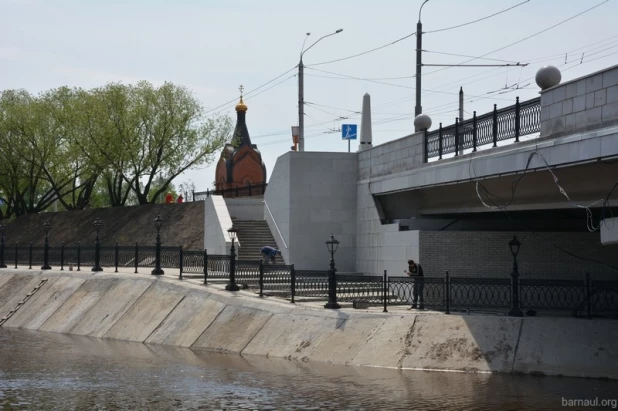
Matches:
[0,328,616,410]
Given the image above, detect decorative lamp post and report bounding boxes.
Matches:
[508,236,523,317]
[92,218,103,272]
[0,222,6,269]
[225,225,239,291]
[151,215,164,275]
[41,219,51,270]
[324,234,341,309]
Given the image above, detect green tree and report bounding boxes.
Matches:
[91,81,231,205]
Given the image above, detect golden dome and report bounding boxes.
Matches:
[235,96,247,112]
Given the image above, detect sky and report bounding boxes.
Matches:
[2,0,618,193]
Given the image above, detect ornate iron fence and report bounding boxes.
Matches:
[336,274,383,304]
[193,183,268,201]
[294,270,329,298]
[425,97,541,160]
[262,264,294,297]
[388,276,445,309]
[327,271,617,318]
[449,278,511,309]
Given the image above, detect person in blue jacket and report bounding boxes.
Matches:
[260,246,280,264]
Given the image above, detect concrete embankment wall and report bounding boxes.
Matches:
[0,270,616,379]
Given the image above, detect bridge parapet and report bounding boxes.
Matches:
[541,64,618,138]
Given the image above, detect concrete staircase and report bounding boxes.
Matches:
[233,219,283,264]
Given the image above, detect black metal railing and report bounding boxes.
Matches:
[193,183,268,201]
[425,97,541,160]
[2,238,616,318]
[337,271,617,318]
[294,270,329,299]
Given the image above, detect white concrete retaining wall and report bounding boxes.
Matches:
[225,197,264,221]
[266,152,358,271]
[355,182,420,276]
[204,195,236,255]
[1,270,616,380]
[264,155,291,262]
[288,152,358,271]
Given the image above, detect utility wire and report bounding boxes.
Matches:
[424,0,531,34]
[308,1,531,67]
[423,50,524,63]
[423,0,610,78]
[204,66,296,114]
[305,67,515,101]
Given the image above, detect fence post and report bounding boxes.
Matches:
[291,264,296,304]
[259,259,264,298]
[203,249,208,285]
[76,242,81,271]
[235,186,239,197]
[29,242,33,269]
[192,189,195,202]
[114,241,119,273]
[179,245,183,280]
[445,270,450,315]
[492,104,498,147]
[134,242,138,274]
[248,183,252,197]
[585,272,592,319]
[438,123,443,160]
[14,242,18,269]
[472,111,477,152]
[60,242,65,271]
[383,270,388,313]
[514,97,521,142]
[454,117,460,156]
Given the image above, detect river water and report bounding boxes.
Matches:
[0,328,616,410]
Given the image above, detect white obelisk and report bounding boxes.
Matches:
[359,93,373,151]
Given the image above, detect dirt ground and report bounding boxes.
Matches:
[1,202,205,250]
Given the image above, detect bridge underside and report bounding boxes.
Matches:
[376,160,618,232]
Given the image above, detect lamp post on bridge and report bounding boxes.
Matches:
[92,218,103,272]
[324,234,341,309]
[41,219,52,270]
[0,222,6,269]
[298,28,343,152]
[152,215,164,275]
[226,225,239,291]
[508,236,523,317]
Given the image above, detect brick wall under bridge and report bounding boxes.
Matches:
[419,231,618,280]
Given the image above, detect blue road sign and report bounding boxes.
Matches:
[342,124,357,140]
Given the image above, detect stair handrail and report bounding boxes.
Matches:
[263,200,288,249]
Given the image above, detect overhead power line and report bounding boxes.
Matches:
[424,0,531,34]
[423,0,610,78]
[204,66,296,114]
[308,1,531,67]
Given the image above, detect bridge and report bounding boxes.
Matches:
[263,64,618,280]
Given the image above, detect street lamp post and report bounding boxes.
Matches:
[226,225,239,291]
[415,0,430,131]
[324,234,341,309]
[152,215,164,275]
[508,236,523,317]
[41,219,51,270]
[92,218,103,272]
[298,29,343,152]
[0,222,6,269]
